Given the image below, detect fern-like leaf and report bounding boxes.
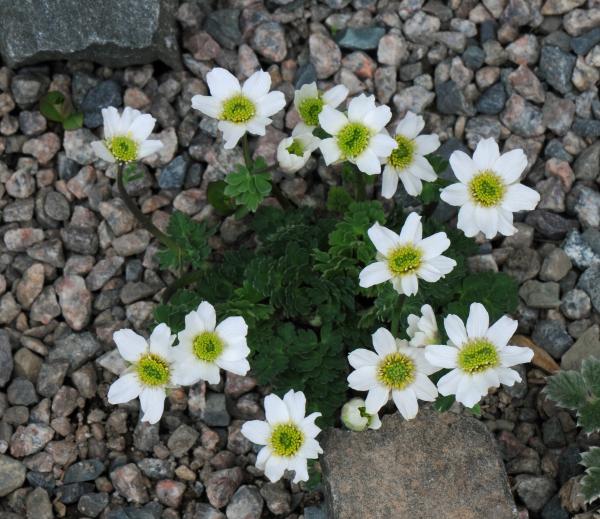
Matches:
[581,447,600,504]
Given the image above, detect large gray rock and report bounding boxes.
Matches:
[321,410,517,519]
[0,0,180,68]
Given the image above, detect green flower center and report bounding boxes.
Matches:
[457,339,499,374]
[388,135,416,170]
[287,139,304,157]
[192,332,224,362]
[221,95,256,124]
[469,170,505,207]
[298,97,324,127]
[377,352,415,390]
[107,135,139,163]
[269,423,304,457]
[136,353,171,387]
[337,123,371,158]
[387,245,422,275]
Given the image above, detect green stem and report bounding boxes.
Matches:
[242,134,252,170]
[391,294,406,337]
[161,268,207,303]
[117,163,179,251]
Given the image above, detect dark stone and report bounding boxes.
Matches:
[295,63,317,89]
[436,80,475,116]
[321,411,516,519]
[539,46,576,94]
[57,153,80,181]
[335,27,386,51]
[64,459,105,483]
[48,332,102,372]
[204,9,242,50]
[531,320,573,359]
[578,265,600,313]
[572,118,600,138]
[60,225,99,255]
[57,482,95,504]
[26,471,56,493]
[557,446,583,485]
[78,492,110,518]
[0,455,26,497]
[480,20,497,43]
[571,27,600,55]
[462,46,485,69]
[541,495,569,519]
[544,140,573,162]
[0,0,180,68]
[158,155,188,189]
[0,330,13,388]
[81,80,123,129]
[541,416,566,448]
[476,82,506,115]
[525,210,577,240]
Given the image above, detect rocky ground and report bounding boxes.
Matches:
[0,0,599,518]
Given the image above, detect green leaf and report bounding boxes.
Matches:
[469,403,482,416]
[224,164,272,212]
[578,398,600,434]
[305,459,322,490]
[122,164,145,184]
[207,180,235,215]
[434,394,455,412]
[426,154,449,175]
[581,357,600,397]
[40,91,71,122]
[419,181,441,205]
[62,112,83,130]
[327,186,354,213]
[581,447,600,504]
[544,369,587,411]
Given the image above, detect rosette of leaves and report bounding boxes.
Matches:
[39,91,83,130]
[545,358,600,503]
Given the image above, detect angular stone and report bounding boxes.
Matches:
[0,455,26,497]
[561,325,600,371]
[309,33,341,79]
[0,0,180,68]
[336,27,386,51]
[48,332,101,372]
[110,463,149,504]
[0,330,13,387]
[321,411,517,519]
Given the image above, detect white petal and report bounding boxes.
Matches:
[474,206,500,239]
[399,212,422,243]
[381,166,399,198]
[419,232,450,260]
[426,255,456,275]
[117,107,141,134]
[417,263,443,283]
[392,388,419,419]
[243,70,271,99]
[196,301,216,331]
[301,413,322,438]
[372,327,397,356]
[246,116,270,136]
[347,366,378,391]
[101,107,120,139]
[414,134,440,155]
[264,455,287,483]
[265,394,289,424]
[472,138,500,170]
[256,445,272,470]
[466,303,489,338]
[137,140,164,159]
[497,208,517,236]
[149,323,174,358]
[219,340,250,362]
[107,373,143,404]
[455,376,482,408]
[218,121,247,149]
[294,82,318,106]
[319,106,347,135]
[91,141,115,162]
[412,373,438,401]
[363,105,392,133]
[216,316,248,343]
[322,84,349,108]
[299,436,322,457]
[348,349,380,369]
[370,133,397,158]
[399,170,423,196]
[444,315,468,346]
[217,358,250,376]
[191,95,222,118]
[486,316,518,348]
[206,68,241,100]
[400,274,419,296]
[257,91,286,118]
[424,345,458,369]
[171,356,201,386]
[449,150,477,184]
[437,369,463,396]
[196,361,221,384]
[411,155,438,181]
[241,420,271,445]
[369,414,382,430]
[359,262,393,288]
[500,346,533,367]
[365,385,389,414]
[456,203,480,237]
[113,329,148,362]
[128,114,156,143]
[289,457,309,483]
[139,387,166,424]
[355,149,381,175]
[440,183,469,206]
[347,94,376,122]
[494,149,527,184]
[395,111,424,140]
[283,390,306,423]
[502,184,540,212]
[496,367,522,386]
[367,222,401,255]
[319,137,342,165]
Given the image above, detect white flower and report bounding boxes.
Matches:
[347,328,439,420]
[173,301,250,385]
[407,304,439,348]
[424,303,534,408]
[440,138,540,239]
[91,107,163,163]
[191,68,286,149]
[277,126,320,174]
[359,213,457,296]
[318,94,397,175]
[341,397,382,431]
[382,111,440,198]
[107,323,182,424]
[293,81,348,133]
[241,390,323,483]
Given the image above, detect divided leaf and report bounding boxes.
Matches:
[581,447,600,504]
[224,163,272,212]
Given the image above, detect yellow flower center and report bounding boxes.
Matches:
[192,332,224,362]
[388,135,416,170]
[387,245,422,275]
[286,139,304,157]
[377,352,415,390]
[269,423,304,457]
[221,95,256,124]
[298,97,324,127]
[337,123,371,158]
[106,135,139,163]
[457,339,499,374]
[469,170,505,207]
[136,353,171,387]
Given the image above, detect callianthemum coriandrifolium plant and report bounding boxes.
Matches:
[95,64,542,485]
[545,358,600,503]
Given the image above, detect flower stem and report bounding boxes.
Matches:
[242,134,252,170]
[161,268,207,303]
[391,294,406,337]
[117,163,179,251]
